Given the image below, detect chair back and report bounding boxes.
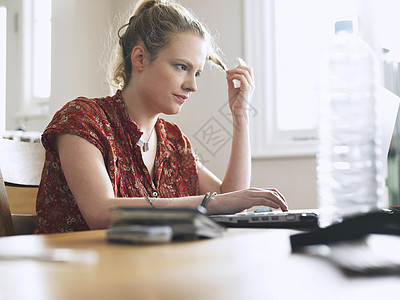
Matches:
[0,138,45,236]
[0,138,45,186]
[0,169,14,236]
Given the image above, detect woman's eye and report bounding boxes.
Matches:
[177,64,187,71]
[195,72,201,78]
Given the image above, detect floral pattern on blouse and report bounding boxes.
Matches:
[35,90,199,233]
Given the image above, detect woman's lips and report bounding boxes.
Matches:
[174,94,188,104]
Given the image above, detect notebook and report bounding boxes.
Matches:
[211,86,400,230]
[108,207,225,244]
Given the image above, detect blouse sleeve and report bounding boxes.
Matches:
[41,98,108,157]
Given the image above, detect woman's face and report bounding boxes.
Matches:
[138,32,207,115]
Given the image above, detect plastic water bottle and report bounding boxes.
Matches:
[317,20,382,228]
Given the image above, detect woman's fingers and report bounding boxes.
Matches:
[266,191,288,211]
[263,200,280,209]
[251,187,288,211]
[226,65,255,88]
[225,63,255,121]
[267,188,287,204]
[226,68,255,113]
[213,188,288,214]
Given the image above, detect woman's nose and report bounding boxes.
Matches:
[183,75,197,92]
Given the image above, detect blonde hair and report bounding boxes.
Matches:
[110,0,226,91]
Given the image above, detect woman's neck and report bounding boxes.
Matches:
[121,86,159,134]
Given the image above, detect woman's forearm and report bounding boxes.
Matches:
[221,60,254,193]
[87,195,207,230]
[92,186,288,230]
[220,116,251,193]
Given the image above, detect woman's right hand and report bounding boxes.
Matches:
[207,188,288,215]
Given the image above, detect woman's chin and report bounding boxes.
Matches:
[163,105,183,115]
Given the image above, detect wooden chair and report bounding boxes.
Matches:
[0,138,45,236]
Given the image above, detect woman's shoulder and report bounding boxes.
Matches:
[58,95,108,116]
[159,119,184,139]
[50,93,125,128]
[42,94,119,154]
[158,118,192,151]
[159,118,180,131]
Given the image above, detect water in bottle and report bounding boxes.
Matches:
[317,20,383,228]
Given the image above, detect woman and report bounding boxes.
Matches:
[35,0,288,233]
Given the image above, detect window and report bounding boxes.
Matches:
[0,6,6,132]
[32,0,51,98]
[244,0,358,157]
[0,0,52,131]
[2,0,52,130]
[23,0,52,104]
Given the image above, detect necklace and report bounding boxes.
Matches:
[137,126,155,152]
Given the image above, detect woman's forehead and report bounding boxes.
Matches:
[161,32,207,66]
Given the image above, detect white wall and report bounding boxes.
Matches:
[50,0,114,120]
[45,0,319,209]
[170,0,318,209]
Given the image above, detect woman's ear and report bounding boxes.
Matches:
[131,45,147,72]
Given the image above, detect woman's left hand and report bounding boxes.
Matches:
[226,61,255,122]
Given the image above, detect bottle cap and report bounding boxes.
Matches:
[335,20,353,34]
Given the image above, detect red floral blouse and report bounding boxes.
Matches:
[35,90,199,233]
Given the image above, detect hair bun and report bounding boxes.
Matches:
[134,0,162,15]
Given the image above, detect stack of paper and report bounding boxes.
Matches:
[107,207,225,244]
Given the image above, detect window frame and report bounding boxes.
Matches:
[244,0,319,158]
[20,0,51,117]
[0,3,6,133]
[2,0,51,131]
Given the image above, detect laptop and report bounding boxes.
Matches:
[210,86,400,230]
[210,209,319,230]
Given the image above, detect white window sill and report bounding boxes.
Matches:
[16,103,49,119]
[252,144,317,159]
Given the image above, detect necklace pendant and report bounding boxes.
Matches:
[137,126,155,152]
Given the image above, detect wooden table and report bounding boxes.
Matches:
[0,228,399,300]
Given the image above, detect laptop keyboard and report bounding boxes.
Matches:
[210,209,319,229]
